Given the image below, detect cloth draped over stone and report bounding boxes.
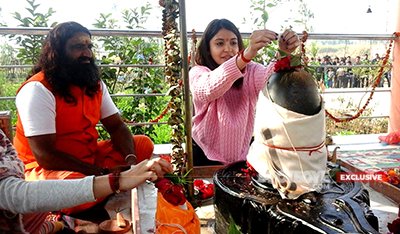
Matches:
[247,89,328,199]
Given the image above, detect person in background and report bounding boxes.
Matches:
[352,55,362,88]
[189,18,300,165]
[0,128,172,233]
[371,53,381,64]
[13,21,154,215]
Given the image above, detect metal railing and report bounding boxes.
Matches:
[1,27,398,40]
[1,27,397,129]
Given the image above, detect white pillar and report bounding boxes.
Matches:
[388,0,400,132]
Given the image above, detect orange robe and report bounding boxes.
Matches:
[13,72,153,214]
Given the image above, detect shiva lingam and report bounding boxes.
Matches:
[213,61,379,233]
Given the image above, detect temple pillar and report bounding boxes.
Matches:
[388,0,400,132]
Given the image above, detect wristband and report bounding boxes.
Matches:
[108,169,122,194]
[239,49,251,63]
[125,154,137,163]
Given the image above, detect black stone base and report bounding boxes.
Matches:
[213,161,379,234]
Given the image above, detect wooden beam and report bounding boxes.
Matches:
[192,165,223,179]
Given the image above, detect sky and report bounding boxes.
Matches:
[0,0,398,34]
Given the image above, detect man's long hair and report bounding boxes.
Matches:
[28,21,100,104]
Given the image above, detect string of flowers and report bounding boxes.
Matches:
[121,100,172,124]
[159,0,186,181]
[300,30,309,66]
[323,32,400,123]
[189,29,197,67]
[149,79,183,123]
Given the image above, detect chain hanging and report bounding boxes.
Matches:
[301,32,399,123]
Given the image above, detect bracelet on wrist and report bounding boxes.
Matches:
[125,154,137,163]
[239,49,251,63]
[108,169,122,194]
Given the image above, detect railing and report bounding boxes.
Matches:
[0,27,397,131]
[0,27,397,40]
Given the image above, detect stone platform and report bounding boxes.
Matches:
[72,135,399,233]
[132,137,399,234]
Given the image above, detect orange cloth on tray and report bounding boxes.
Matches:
[378,131,400,145]
[155,192,200,234]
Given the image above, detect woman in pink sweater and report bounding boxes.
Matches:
[189,18,300,165]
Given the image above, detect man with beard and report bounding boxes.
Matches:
[13,21,154,215]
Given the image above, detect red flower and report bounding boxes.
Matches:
[274,56,291,72]
[155,178,186,206]
[194,179,205,188]
[155,178,174,191]
[200,184,214,199]
[159,154,172,163]
[163,184,186,206]
[194,179,214,200]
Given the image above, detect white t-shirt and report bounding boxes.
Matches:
[16,81,119,137]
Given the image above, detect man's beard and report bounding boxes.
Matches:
[62,56,100,89]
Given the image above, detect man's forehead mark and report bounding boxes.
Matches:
[69,33,91,43]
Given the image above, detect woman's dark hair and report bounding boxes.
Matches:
[195,18,244,70]
[195,19,244,88]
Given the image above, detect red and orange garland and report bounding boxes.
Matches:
[323,32,400,123]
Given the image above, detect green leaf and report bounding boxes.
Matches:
[290,54,301,67]
[228,216,241,234]
[261,12,269,23]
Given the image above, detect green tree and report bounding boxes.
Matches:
[284,0,314,32]
[9,0,57,65]
[246,0,278,29]
[245,0,280,63]
[244,0,314,63]
[93,3,171,143]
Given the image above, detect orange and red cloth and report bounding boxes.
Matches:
[379,131,400,145]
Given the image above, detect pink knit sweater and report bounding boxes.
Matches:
[189,55,274,164]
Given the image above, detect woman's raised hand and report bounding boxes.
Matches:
[244,29,279,60]
[278,28,301,55]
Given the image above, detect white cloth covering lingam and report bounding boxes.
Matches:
[247,89,328,199]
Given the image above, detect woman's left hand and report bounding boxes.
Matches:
[278,29,301,54]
